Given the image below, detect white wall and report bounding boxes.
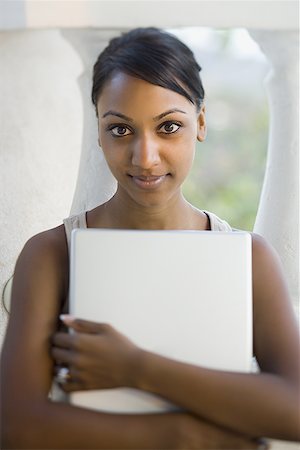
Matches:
[1,0,298,30]
[0,30,83,335]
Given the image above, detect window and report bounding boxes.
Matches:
[170,27,269,230]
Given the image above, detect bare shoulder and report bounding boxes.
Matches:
[18,224,68,273]
[250,231,290,307]
[249,232,288,293]
[22,223,68,260]
[250,231,279,260]
[10,224,69,317]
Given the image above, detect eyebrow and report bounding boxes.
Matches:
[102,111,133,121]
[153,109,187,121]
[102,108,187,122]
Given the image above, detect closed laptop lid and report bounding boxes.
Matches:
[68,229,252,413]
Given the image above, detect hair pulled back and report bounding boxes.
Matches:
[92,27,205,113]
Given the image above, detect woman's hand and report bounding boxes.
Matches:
[51,315,142,392]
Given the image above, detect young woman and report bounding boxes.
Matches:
[1,27,299,450]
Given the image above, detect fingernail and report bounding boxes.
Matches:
[59,314,75,322]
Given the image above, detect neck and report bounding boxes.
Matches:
[99,188,207,230]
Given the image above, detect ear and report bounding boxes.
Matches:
[197,104,207,142]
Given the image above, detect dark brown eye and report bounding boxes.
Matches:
[110,126,132,137]
[160,122,181,134]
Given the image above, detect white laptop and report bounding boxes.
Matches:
[69,229,252,413]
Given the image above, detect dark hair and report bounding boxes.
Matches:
[91,27,205,113]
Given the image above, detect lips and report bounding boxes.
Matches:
[128,174,169,189]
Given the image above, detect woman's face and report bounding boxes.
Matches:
[97,72,206,208]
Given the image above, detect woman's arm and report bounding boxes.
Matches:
[0,229,177,449]
[1,227,261,450]
[132,233,300,440]
[53,233,299,441]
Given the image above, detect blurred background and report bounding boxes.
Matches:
[172,27,269,231]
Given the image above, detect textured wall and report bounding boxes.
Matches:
[251,31,299,315]
[0,30,83,343]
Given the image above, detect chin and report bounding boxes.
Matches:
[129,190,179,210]
[132,196,166,209]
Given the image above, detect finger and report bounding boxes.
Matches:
[60,381,90,393]
[52,347,75,365]
[52,332,75,349]
[60,315,99,333]
[257,438,270,450]
[54,365,83,383]
[69,366,84,381]
[59,381,84,392]
[60,315,112,335]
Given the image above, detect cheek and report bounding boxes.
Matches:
[101,143,129,178]
[102,149,122,168]
[100,133,121,160]
[177,134,196,164]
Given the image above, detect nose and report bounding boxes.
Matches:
[131,134,160,169]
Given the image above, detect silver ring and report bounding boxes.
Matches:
[257,439,269,450]
[55,367,71,384]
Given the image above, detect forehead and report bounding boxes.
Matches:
[97,72,196,118]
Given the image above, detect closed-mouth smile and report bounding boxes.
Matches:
[128,174,169,189]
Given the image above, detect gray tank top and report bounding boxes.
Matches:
[63,210,232,251]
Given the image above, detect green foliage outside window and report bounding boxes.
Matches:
[177,28,269,231]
